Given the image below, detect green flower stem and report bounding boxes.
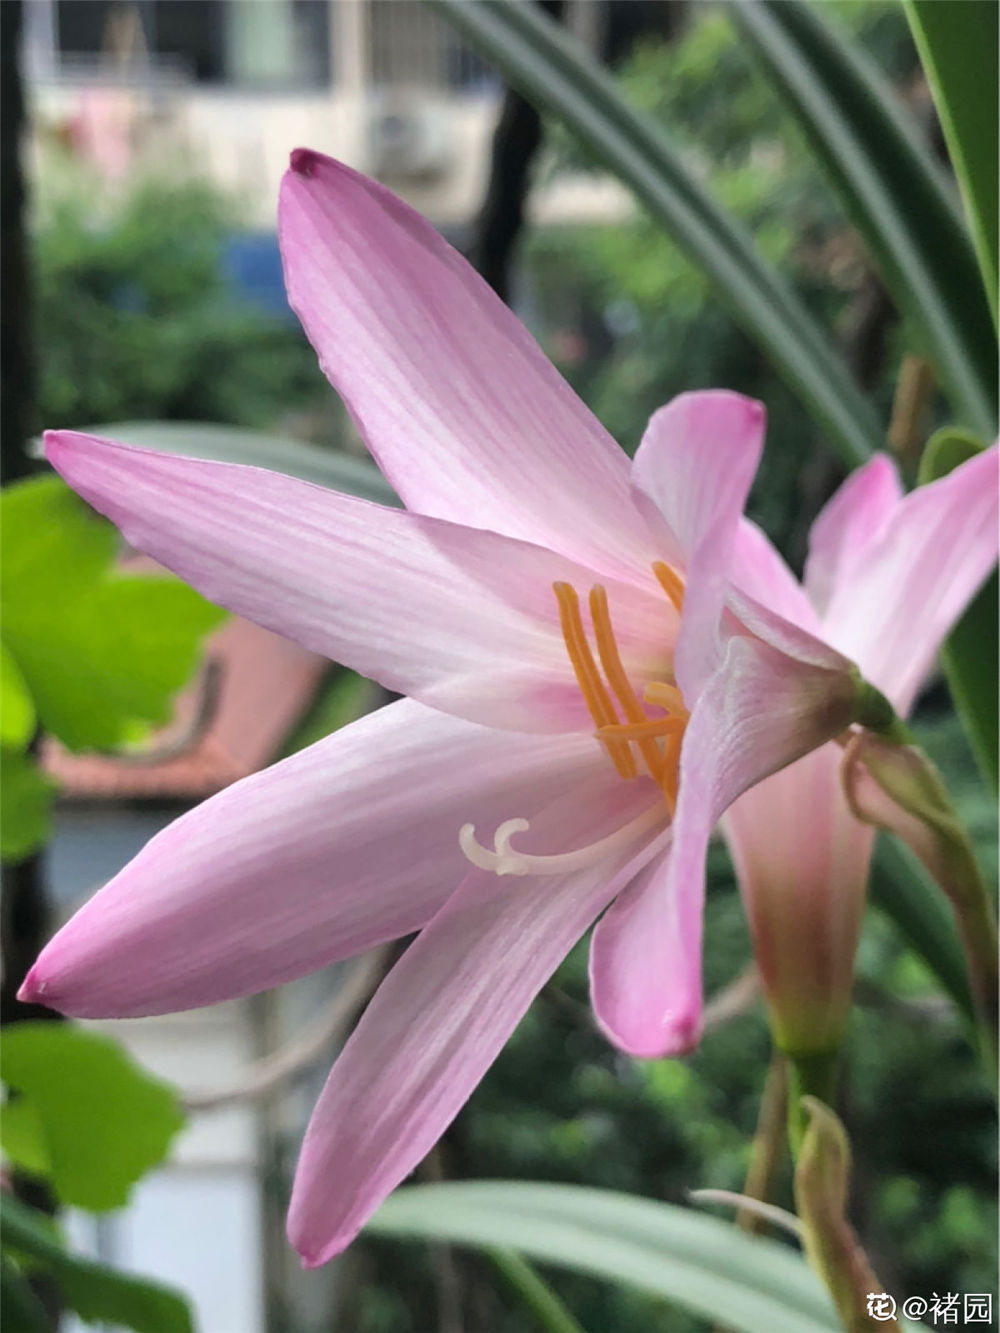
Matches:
[737,1052,789,1235]
[486,1248,588,1333]
[785,1050,841,1156]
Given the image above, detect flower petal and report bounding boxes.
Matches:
[630,391,766,697]
[820,444,999,713]
[18,699,603,1018]
[723,745,873,1054]
[46,431,667,732]
[733,519,822,635]
[589,633,863,1057]
[278,149,652,581]
[804,454,903,617]
[287,778,666,1265]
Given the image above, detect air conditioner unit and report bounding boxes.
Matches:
[369,99,453,181]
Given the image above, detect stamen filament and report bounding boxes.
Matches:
[460,803,666,878]
[553,582,636,779]
[644,681,686,713]
[660,728,683,814]
[589,585,666,782]
[598,717,686,740]
[652,561,685,613]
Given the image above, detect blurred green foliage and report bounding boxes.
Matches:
[2,1022,184,1212]
[34,171,327,432]
[525,2,922,555]
[0,475,224,860]
[2,1193,193,1333]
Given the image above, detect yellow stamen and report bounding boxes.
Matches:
[652,560,685,613]
[588,585,666,782]
[597,717,686,740]
[644,680,686,713]
[552,582,636,779]
[660,727,683,815]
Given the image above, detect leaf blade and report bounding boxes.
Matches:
[428,0,882,468]
[368,1180,841,1333]
[2,1022,186,1211]
[2,1194,194,1333]
[731,0,997,439]
[904,0,999,326]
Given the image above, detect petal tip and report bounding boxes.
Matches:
[288,146,323,178]
[17,964,48,1006]
[596,1006,702,1060]
[291,1223,358,1269]
[42,429,71,466]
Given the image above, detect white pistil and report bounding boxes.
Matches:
[459,803,667,878]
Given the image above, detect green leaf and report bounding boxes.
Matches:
[730,0,997,440]
[61,420,401,506]
[0,641,36,750]
[904,0,999,326]
[368,1181,842,1333]
[0,1253,50,1333]
[1,476,225,751]
[869,834,974,1028]
[427,0,882,468]
[918,430,998,792]
[0,749,57,862]
[2,1194,193,1333]
[2,1022,185,1211]
[1,1095,53,1178]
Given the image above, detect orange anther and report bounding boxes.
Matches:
[652,561,685,614]
[553,583,636,780]
[589,586,668,784]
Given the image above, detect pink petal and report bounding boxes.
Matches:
[46,431,667,733]
[278,150,653,582]
[630,391,766,697]
[19,700,603,1018]
[820,444,999,713]
[589,633,863,1057]
[287,778,667,1265]
[804,454,903,617]
[723,745,874,1054]
[732,519,822,635]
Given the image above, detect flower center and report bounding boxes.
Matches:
[553,565,689,811]
[456,565,689,881]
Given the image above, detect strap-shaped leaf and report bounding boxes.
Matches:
[428,0,882,468]
[47,421,401,507]
[904,0,999,327]
[731,0,997,440]
[919,429,999,792]
[870,834,974,1029]
[368,1180,842,1333]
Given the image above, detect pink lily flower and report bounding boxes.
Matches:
[725,445,999,1056]
[22,150,869,1265]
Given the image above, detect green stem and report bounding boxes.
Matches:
[785,1050,841,1156]
[486,1248,588,1333]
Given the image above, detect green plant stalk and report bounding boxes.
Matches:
[784,1051,841,1156]
[427,0,882,468]
[486,1248,588,1333]
[847,733,999,1077]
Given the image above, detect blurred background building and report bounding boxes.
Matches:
[24,0,634,230]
